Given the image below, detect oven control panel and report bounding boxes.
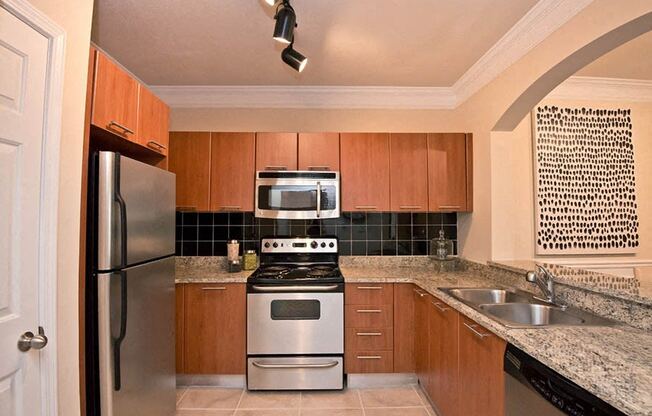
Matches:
[261,237,338,253]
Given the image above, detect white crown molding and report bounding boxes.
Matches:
[452,0,594,104]
[152,0,593,110]
[151,85,457,110]
[547,76,652,102]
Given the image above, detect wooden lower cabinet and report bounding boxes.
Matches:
[175,284,185,373]
[414,287,431,391]
[427,296,459,416]
[345,350,394,373]
[393,284,416,373]
[457,316,506,416]
[182,283,246,374]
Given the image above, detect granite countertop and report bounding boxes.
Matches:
[175,257,652,416]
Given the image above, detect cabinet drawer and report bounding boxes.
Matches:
[345,304,393,327]
[345,350,394,373]
[346,327,393,351]
[345,284,393,305]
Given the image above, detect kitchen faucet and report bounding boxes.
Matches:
[525,265,565,308]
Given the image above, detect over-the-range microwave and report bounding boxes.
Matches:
[255,171,340,219]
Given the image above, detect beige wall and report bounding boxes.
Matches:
[28,1,94,415]
[492,99,652,261]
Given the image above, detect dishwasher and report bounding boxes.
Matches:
[504,344,626,416]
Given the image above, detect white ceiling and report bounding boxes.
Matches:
[92,0,539,87]
[577,30,652,80]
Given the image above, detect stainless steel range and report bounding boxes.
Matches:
[246,237,344,390]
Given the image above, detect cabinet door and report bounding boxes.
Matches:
[210,132,256,212]
[428,297,459,416]
[414,288,430,391]
[184,283,246,374]
[390,133,428,212]
[256,132,298,171]
[393,283,415,373]
[175,284,185,374]
[168,132,211,211]
[340,133,390,211]
[137,86,169,156]
[458,316,505,416]
[298,133,340,171]
[91,51,139,140]
[427,133,473,212]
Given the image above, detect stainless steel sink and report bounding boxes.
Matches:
[439,287,616,328]
[446,288,530,304]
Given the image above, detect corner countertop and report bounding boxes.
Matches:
[175,256,652,416]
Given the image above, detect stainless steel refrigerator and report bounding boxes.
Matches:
[86,151,176,416]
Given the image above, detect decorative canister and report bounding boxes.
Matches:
[243,250,258,270]
[430,229,454,260]
[227,240,240,262]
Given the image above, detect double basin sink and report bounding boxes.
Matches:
[439,288,615,328]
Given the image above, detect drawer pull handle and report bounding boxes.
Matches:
[265,166,287,170]
[356,309,382,313]
[307,166,329,171]
[202,287,226,291]
[431,301,450,312]
[399,205,422,210]
[463,322,491,339]
[356,332,382,336]
[107,120,134,135]
[147,140,167,151]
[413,288,426,297]
[252,361,339,369]
[354,206,377,210]
[219,206,241,211]
[357,355,382,360]
[439,205,461,210]
[357,286,382,290]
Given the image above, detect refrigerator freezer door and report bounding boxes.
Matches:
[97,151,175,271]
[97,257,175,416]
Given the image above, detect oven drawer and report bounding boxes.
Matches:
[345,284,393,305]
[346,327,394,350]
[247,356,344,390]
[247,292,344,354]
[345,350,394,373]
[345,304,393,327]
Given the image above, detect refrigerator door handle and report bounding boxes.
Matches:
[113,270,128,391]
[114,154,128,269]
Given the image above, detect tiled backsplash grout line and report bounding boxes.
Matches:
[176,212,457,256]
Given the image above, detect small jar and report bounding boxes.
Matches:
[243,250,258,270]
[430,229,454,260]
[227,240,239,262]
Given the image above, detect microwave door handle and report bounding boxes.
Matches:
[316,181,321,218]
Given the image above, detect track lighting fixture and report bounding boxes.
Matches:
[273,1,296,44]
[282,42,308,72]
[267,0,308,72]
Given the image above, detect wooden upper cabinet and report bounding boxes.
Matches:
[340,133,390,211]
[427,133,473,212]
[298,133,340,171]
[256,132,298,171]
[137,86,169,156]
[210,132,256,212]
[92,51,139,139]
[168,132,212,211]
[458,316,506,416]
[390,133,428,212]
[184,283,246,374]
[428,297,459,416]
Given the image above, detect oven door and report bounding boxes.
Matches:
[255,178,340,219]
[247,291,344,355]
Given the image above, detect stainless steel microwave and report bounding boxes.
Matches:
[255,171,340,219]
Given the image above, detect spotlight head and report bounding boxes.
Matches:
[282,44,307,72]
[265,0,276,5]
[273,4,296,44]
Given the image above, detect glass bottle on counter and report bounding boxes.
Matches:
[243,250,258,270]
[430,229,454,260]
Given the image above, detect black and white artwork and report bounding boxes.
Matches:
[533,105,639,255]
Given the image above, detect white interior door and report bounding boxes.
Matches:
[0,6,50,415]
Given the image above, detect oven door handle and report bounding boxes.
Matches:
[252,360,339,369]
[250,285,340,292]
[316,181,321,218]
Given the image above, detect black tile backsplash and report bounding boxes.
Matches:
[176,211,457,256]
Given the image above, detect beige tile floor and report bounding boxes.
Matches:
[176,385,438,416]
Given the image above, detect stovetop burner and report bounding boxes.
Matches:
[250,263,342,283]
